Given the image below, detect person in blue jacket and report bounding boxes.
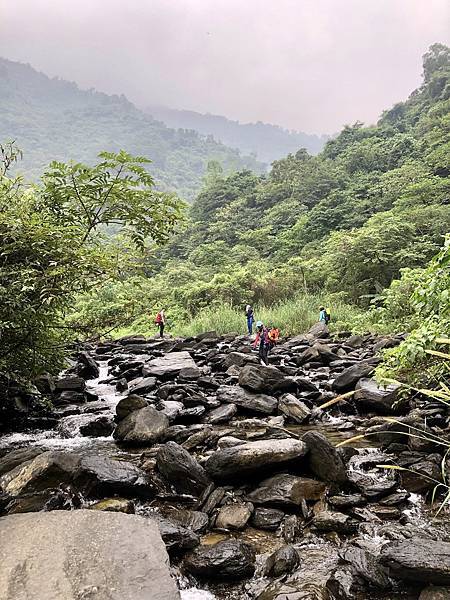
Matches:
[245,304,254,335]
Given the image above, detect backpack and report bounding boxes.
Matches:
[155,312,162,324]
[324,309,331,324]
[268,328,280,344]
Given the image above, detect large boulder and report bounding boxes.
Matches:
[308,322,329,339]
[278,394,311,423]
[205,439,307,480]
[54,375,86,392]
[302,431,348,485]
[0,451,80,496]
[113,406,169,444]
[332,362,375,392]
[76,454,152,498]
[79,416,115,437]
[156,442,211,496]
[380,539,450,584]
[354,378,400,414]
[0,447,44,477]
[217,385,278,414]
[116,395,147,421]
[76,352,100,380]
[0,510,178,600]
[238,364,297,394]
[143,352,196,378]
[184,539,255,580]
[247,473,326,508]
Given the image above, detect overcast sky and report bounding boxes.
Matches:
[0,0,448,133]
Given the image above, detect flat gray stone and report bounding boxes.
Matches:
[0,510,179,600]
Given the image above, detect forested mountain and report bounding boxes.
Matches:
[146,105,328,162]
[0,58,264,199]
[71,44,449,343]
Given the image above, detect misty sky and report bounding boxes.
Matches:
[1,0,449,134]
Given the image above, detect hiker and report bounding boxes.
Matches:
[253,321,269,365]
[155,308,166,338]
[319,306,331,325]
[245,304,254,335]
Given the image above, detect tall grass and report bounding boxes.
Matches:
[174,293,362,338]
[113,293,361,339]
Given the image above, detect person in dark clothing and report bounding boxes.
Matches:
[253,320,270,365]
[245,304,254,335]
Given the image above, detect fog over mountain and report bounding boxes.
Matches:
[1,0,449,133]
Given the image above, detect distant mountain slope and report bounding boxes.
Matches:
[146,105,328,163]
[0,58,264,199]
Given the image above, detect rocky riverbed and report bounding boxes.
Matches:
[1,323,449,599]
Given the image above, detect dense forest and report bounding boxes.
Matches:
[146,105,328,162]
[0,58,264,199]
[68,44,450,383]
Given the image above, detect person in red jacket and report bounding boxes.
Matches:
[155,308,166,338]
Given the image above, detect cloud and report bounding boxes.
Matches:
[0,0,449,133]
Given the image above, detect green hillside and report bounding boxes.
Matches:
[0,58,264,199]
[145,105,328,162]
[70,44,449,346]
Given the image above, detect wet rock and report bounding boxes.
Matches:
[239,364,297,394]
[215,502,253,530]
[247,473,326,508]
[54,376,86,392]
[308,322,329,339]
[329,494,366,509]
[419,586,450,599]
[379,491,410,506]
[113,406,169,445]
[178,366,202,381]
[156,441,211,496]
[0,451,80,496]
[326,567,357,600]
[251,507,285,530]
[181,426,214,451]
[347,453,399,500]
[115,394,147,420]
[115,378,128,392]
[313,510,358,534]
[217,385,278,414]
[158,400,184,421]
[332,362,375,393]
[79,416,115,437]
[0,447,44,477]
[205,403,237,424]
[0,510,178,600]
[217,436,245,448]
[177,405,206,423]
[128,376,157,395]
[76,351,99,380]
[264,545,300,577]
[223,352,259,368]
[89,498,135,513]
[143,351,197,378]
[400,459,441,493]
[205,438,308,480]
[340,544,391,589]
[302,430,348,485]
[380,538,450,584]
[53,391,86,406]
[278,394,311,423]
[184,539,256,580]
[201,486,226,514]
[76,454,151,498]
[354,378,400,414]
[164,509,209,534]
[152,515,200,553]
